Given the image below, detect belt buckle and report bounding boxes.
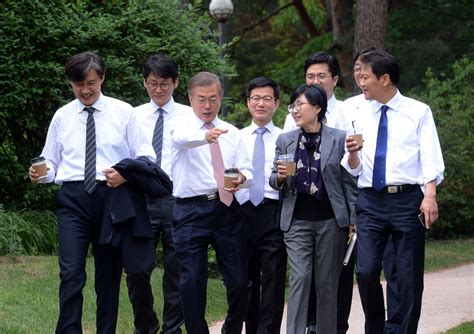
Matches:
[207,193,217,200]
[387,186,398,194]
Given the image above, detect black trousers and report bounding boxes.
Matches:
[56,182,121,334]
[172,198,249,334]
[147,194,183,334]
[356,188,424,334]
[56,182,157,334]
[242,200,287,334]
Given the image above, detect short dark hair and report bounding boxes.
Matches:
[65,52,106,83]
[290,84,327,122]
[304,52,340,77]
[143,53,179,81]
[360,49,400,86]
[187,72,224,97]
[246,76,280,100]
[353,47,377,64]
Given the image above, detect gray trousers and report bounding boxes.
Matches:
[285,217,347,334]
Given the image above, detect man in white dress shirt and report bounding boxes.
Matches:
[135,53,191,334]
[283,51,345,131]
[342,49,445,334]
[171,72,253,334]
[28,52,159,333]
[234,77,286,334]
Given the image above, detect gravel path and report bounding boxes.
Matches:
[209,263,474,333]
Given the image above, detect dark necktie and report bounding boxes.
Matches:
[249,127,266,206]
[152,108,164,166]
[372,105,389,192]
[84,107,96,194]
[204,122,233,206]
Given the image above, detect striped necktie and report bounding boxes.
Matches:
[152,108,164,166]
[84,106,96,194]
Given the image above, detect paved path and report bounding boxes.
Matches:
[209,263,474,333]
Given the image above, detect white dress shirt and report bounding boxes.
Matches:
[40,94,154,184]
[341,90,445,187]
[171,113,253,198]
[341,93,368,131]
[283,94,346,131]
[134,97,192,178]
[234,121,282,205]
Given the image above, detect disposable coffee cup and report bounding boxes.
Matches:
[224,168,240,190]
[30,156,47,179]
[278,153,296,176]
[347,128,363,149]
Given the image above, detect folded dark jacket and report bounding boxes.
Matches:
[99,156,172,245]
[113,156,172,197]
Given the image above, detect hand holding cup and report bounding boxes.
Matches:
[29,156,48,183]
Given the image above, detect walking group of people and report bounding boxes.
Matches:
[29,47,444,334]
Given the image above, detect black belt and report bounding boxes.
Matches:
[365,184,420,194]
[176,192,219,204]
[258,198,279,205]
[63,180,107,185]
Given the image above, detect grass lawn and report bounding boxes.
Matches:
[0,238,473,333]
[444,321,474,333]
[0,256,226,333]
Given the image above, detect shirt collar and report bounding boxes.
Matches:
[196,115,221,129]
[372,89,402,113]
[327,94,337,113]
[249,120,274,134]
[150,97,175,114]
[77,93,105,113]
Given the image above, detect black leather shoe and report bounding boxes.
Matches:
[306,325,317,334]
[134,320,160,334]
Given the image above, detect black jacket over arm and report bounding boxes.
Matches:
[99,156,172,245]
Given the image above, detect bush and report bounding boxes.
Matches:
[418,57,474,238]
[0,209,58,255]
[0,0,234,210]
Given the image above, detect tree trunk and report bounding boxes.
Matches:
[330,0,354,90]
[293,0,319,37]
[354,0,388,52]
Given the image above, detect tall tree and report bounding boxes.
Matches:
[330,0,354,89]
[354,0,388,52]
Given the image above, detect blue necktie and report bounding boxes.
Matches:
[84,107,96,194]
[249,127,266,206]
[372,105,389,192]
[152,108,164,166]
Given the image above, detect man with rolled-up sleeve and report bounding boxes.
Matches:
[171,72,252,334]
[342,49,445,334]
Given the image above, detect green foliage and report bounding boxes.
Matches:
[0,210,58,255]
[418,57,474,238]
[273,0,326,34]
[0,0,234,210]
[388,0,473,93]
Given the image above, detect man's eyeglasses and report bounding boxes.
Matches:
[195,97,220,106]
[249,96,275,104]
[306,73,332,81]
[287,102,310,113]
[146,81,173,91]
